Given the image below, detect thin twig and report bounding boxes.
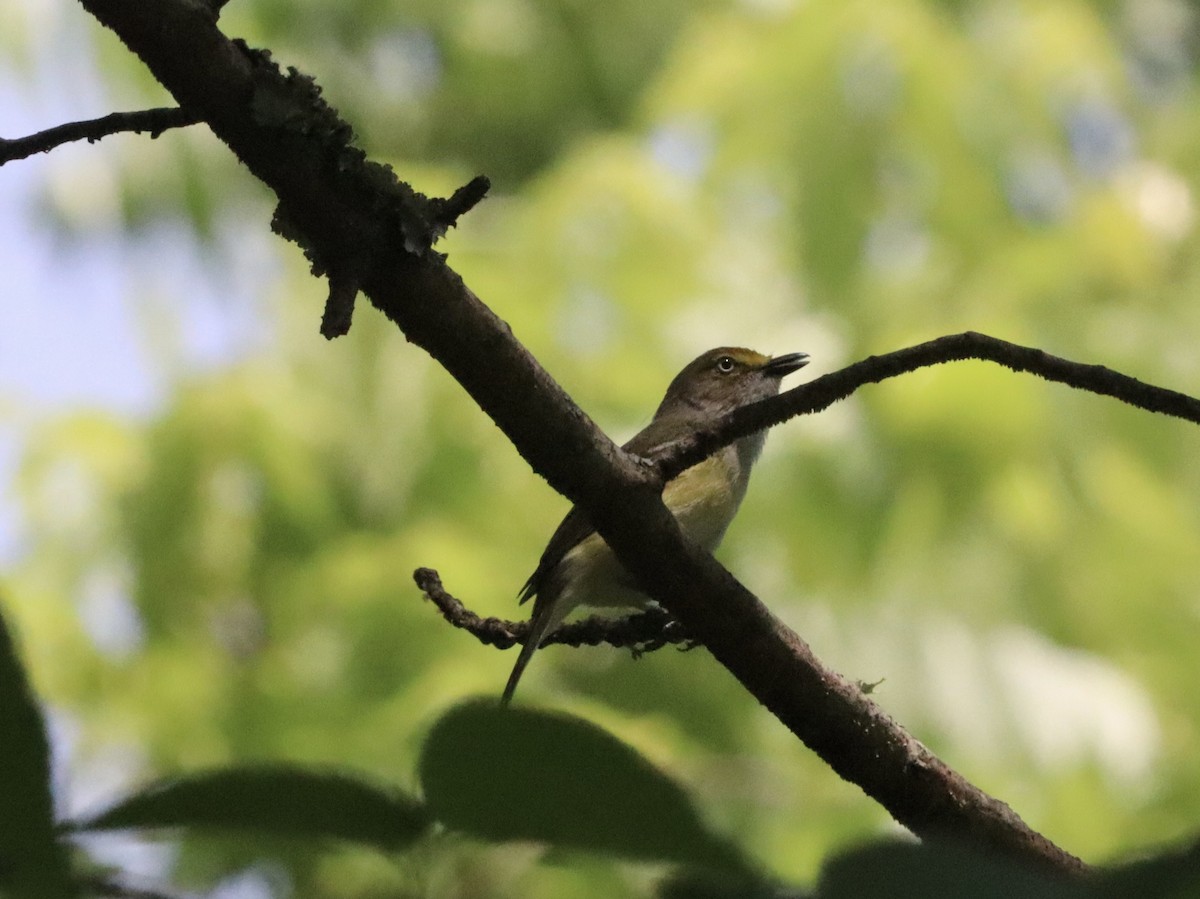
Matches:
[413,568,683,651]
[657,331,1200,483]
[0,107,202,165]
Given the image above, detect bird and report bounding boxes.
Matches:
[502,346,809,704]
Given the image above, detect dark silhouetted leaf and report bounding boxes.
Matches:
[1090,839,1200,899]
[419,699,747,871]
[660,866,810,899]
[818,840,1071,899]
[69,764,430,851]
[0,600,73,897]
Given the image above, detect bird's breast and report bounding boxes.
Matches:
[662,443,753,551]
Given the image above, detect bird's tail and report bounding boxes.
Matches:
[501,598,566,705]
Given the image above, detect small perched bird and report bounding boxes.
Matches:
[502,347,809,704]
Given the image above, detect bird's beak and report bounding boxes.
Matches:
[763,352,810,378]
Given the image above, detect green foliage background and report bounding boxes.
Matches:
[5,0,1200,895]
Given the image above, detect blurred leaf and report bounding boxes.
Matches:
[816,840,1069,899]
[659,866,809,899]
[0,600,74,897]
[818,837,1200,899]
[419,699,748,872]
[69,764,431,851]
[1090,839,1200,899]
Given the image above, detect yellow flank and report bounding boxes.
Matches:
[662,448,744,551]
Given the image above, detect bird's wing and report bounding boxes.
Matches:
[517,417,682,605]
[517,505,594,604]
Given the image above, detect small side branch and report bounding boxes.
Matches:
[428,175,491,234]
[320,272,359,339]
[809,331,1200,424]
[0,107,202,166]
[414,568,685,651]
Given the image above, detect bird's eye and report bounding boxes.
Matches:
[715,356,736,374]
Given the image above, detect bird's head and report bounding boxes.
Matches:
[654,347,810,423]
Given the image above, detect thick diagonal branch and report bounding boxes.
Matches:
[76,0,1086,876]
